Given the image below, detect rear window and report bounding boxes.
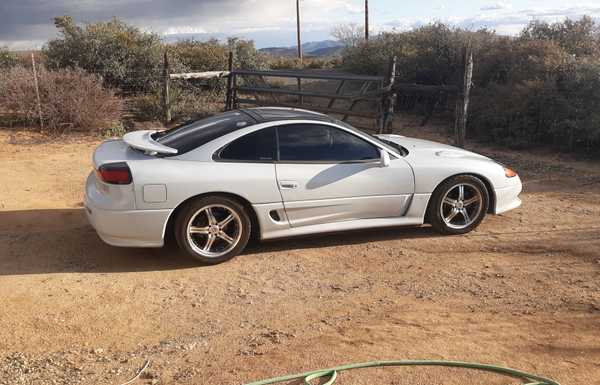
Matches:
[153,111,256,155]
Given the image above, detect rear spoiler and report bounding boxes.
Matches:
[123,130,178,155]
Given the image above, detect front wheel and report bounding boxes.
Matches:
[428,175,489,235]
[175,196,251,264]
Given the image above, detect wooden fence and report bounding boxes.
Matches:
[165,47,474,143]
[225,69,388,132]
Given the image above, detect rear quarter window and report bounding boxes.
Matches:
[153,111,255,155]
[216,127,276,162]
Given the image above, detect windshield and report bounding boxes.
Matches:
[335,120,408,156]
[153,111,256,155]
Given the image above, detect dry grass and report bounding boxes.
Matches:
[0,66,123,133]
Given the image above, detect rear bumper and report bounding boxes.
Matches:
[84,204,171,247]
[493,177,522,214]
[85,173,171,247]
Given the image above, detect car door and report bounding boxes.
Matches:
[275,123,415,227]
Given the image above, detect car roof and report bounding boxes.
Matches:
[241,107,336,124]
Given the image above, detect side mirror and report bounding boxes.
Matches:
[380,149,390,168]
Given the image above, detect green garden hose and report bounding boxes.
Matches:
[244,360,560,385]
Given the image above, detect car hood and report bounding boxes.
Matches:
[376,134,492,161]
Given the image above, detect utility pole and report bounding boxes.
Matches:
[365,0,369,41]
[296,0,303,64]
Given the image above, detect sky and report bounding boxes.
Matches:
[1,0,600,50]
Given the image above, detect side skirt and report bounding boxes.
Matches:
[256,193,432,240]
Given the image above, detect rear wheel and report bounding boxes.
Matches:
[175,196,251,264]
[428,175,489,235]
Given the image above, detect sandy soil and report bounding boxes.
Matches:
[0,122,599,385]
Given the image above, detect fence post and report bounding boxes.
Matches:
[455,45,473,148]
[225,51,234,110]
[31,53,43,132]
[232,72,239,109]
[297,77,303,105]
[162,50,171,123]
[380,56,397,134]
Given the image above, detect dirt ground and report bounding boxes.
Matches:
[0,119,599,385]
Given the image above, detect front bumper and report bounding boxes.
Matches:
[85,173,172,248]
[493,177,522,214]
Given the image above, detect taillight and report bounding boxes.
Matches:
[96,162,132,185]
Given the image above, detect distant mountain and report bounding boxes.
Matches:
[301,40,343,52]
[259,40,344,57]
[306,45,344,57]
[259,47,297,57]
[162,34,344,57]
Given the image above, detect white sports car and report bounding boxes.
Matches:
[85,107,522,264]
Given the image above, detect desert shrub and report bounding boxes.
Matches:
[131,83,224,122]
[0,47,19,69]
[306,57,341,69]
[170,37,267,71]
[339,17,600,153]
[44,16,164,93]
[130,93,164,122]
[136,37,266,121]
[228,38,269,70]
[520,16,600,57]
[340,24,486,82]
[470,30,600,150]
[267,56,340,70]
[268,56,304,70]
[104,121,127,138]
[171,39,229,71]
[0,66,123,132]
[169,88,223,120]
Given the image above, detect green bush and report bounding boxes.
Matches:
[44,16,164,93]
[0,47,19,69]
[339,17,600,153]
[170,37,268,70]
[131,84,224,123]
[171,39,229,71]
[520,16,600,57]
[267,56,340,70]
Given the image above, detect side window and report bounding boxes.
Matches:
[277,124,379,162]
[217,127,276,162]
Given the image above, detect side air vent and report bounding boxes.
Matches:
[269,210,281,222]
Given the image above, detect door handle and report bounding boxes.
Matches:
[279,180,299,189]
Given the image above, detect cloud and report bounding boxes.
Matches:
[382,4,600,36]
[480,2,512,11]
[0,0,362,49]
[2,1,600,50]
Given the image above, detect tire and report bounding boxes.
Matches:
[175,196,251,264]
[428,175,489,235]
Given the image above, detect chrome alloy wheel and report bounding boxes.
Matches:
[186,204,243,258]
[440,183,483,230]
